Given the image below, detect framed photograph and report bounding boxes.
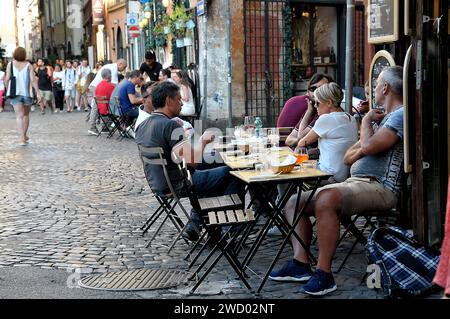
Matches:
[368,0,399,44]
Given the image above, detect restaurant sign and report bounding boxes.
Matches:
[92,0,105,26]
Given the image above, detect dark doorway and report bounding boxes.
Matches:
[117,27,124,59]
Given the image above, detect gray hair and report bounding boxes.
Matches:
[101,68,112,79]
[379,66,403,97]
[314,82,343,108]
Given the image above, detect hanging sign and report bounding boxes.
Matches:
[368,0,399,44]
[197,0,206,16]
[92,0,105,26]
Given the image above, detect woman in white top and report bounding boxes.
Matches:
[3,47,42,145]
[172,70,195,116]
[0,61,5,112]
[298,82,358,183]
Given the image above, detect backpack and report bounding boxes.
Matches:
[366,226,440,299]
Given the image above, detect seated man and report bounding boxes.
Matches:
[108,73,127,116]
[134,82,194,137]
[270,66,405,296]
[95,68,115,116]
[119,70,144,127]
[135,81,244,241]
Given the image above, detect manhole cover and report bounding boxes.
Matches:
[79,268,190,291]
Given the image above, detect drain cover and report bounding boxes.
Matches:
[79,268,190,291]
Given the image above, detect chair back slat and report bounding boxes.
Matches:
[217,211,227,224]
[208,211,218,225]
[227,211,237,223]
[245,209,255,222]
[235,210,245,222]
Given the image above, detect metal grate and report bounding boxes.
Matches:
[78,269,190,291]
[244,0,289,126]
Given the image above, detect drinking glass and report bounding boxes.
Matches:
[244,116,255,135]
[267,128,280,149]
[293,146,309,164]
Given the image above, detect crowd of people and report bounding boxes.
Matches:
[0,48,198,145]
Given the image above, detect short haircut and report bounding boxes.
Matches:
[380,66,403,97]
[129,70,141,79]
[309,73,333,86]
[13,47,27,62]
[101,68,112,79]
[124,71,131,79]
[151,81,180,109]
[314,82,344,107]
[145,51,156,60]
[66,60,72,64]
[118,74,124,82]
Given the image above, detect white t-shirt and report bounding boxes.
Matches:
[312,111,358,182]
[135,107,193,135]
[90,63,119,88]
[179,84,195,116]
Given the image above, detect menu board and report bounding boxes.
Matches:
[368,50,396,109]
[368,0,399,44]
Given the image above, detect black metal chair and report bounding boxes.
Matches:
[94,96,115,138]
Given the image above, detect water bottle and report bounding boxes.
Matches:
[254,117,263,138]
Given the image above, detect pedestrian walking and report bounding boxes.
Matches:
[62,60,77,113]
[36,58,54,114]
[52,64,65,112]
[77,59,91,111]
[3,47,42,145]
[0,61,5,112]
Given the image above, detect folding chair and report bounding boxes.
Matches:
[335,209,401,273]
[138,145,244,253]
[138,145,201,253]
[188,208,256,294]
[113,96,133,139]
[94,96,115,138]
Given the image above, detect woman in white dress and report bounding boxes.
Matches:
[172,70,195,116]
[3,47,42,145]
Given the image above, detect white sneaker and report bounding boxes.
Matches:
[31,105,36,112]
[267,225,283,236]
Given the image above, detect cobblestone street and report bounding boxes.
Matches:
[0,109,385,299]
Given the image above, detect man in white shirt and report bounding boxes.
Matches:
[88,59,127,136]
[77,59,91,111]
[62,60,77,113]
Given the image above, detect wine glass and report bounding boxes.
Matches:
[268,128,280,149]
[293,146,309,165]
[244,116,255,135]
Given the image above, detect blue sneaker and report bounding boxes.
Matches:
[300,269,337,296]
[269,260,313,282]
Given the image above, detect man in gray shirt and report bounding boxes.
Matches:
[269,66,405,296]
[135,81,244,241]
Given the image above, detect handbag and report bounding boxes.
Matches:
[8,62,17,99]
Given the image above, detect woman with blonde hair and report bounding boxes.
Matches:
[297,82,358,183]
[3,47,42,145]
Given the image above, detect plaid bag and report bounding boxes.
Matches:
[366,226,440,298]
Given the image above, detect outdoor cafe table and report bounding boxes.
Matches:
[227,163,332,293]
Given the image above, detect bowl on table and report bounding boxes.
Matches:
[269,154,297,174]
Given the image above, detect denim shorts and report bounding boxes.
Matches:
[9,95,33,107]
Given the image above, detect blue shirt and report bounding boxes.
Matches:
[350,107,404,195]
[119,80,136,114]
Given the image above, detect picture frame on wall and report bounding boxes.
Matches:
[367,0,399,44]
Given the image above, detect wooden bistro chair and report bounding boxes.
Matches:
[138,145,244,255]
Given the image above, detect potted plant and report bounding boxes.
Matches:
[172,4,189,30]
[183,29,193,46]
[173,27,186,47]
[162,15,172,34]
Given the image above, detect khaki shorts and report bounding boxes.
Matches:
[300,177,397,217]
[39,90,53,101]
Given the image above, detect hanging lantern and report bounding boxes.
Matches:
[144,4,152,19]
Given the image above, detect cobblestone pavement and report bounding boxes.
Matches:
[0,109,416,299]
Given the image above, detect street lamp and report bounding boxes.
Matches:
[144,4,152,19]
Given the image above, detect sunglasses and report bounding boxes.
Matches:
[308,85,318,92]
